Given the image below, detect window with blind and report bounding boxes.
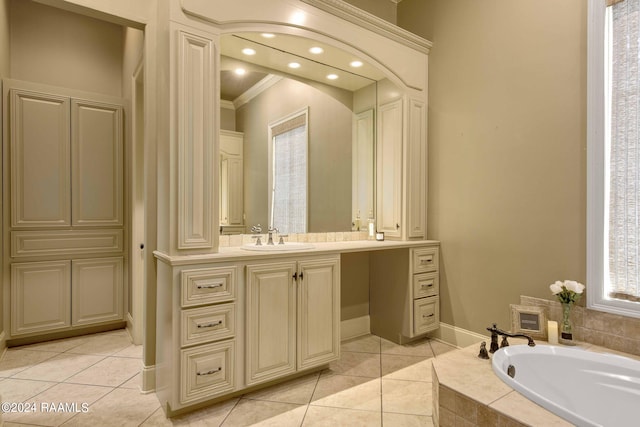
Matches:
[269,108,308,234]
[588,0,640,316]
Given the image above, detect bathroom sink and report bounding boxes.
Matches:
[241,242,315,251]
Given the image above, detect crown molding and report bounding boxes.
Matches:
[220,99,235,110]
[301,0,431,54]
[233,74,284,109]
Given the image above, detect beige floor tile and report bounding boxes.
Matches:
[221,399,307,427]
[0,378,56,403]
[12,353,105,382]
[0,349,60,377]
[429,340,458,357]
[13,336,87,354]
[3,382,112,426]
[243,372,320,405]
[325,351,381,378]
[61,387,160,427]
[119,372,141,390]
[381,338,435,358]
[302,405,381,426]
[340,335,381,354]
[64,331,132,356]
[64,356,141,387]
[311,374,381,411]
[382,379,432,416]
[382,412,434,427]
[382,355,433,382]
[113,344,143,359]
[140,399,239,426]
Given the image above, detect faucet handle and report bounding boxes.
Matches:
[278,234,288,245]
[251,235,263,246]
[251,224,262,234]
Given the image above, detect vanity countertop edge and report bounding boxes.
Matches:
[153,239,440,266]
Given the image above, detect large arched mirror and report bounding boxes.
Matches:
[219,32,396,235]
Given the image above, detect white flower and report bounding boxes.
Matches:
[564,280,585,294]
[550,281,563,295]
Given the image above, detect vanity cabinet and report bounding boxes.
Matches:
[369,244,440,344]
[246,256,340,386]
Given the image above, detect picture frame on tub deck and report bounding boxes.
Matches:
[510,304,547,340]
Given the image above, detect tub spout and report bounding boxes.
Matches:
[487,323,535,352]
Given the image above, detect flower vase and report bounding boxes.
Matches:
[560,302,575,345]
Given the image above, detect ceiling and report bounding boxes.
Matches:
[220,32,386,101]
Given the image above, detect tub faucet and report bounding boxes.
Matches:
[487,323,535,353]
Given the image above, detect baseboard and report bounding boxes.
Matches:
[340,315,370,341]
[429,322,487,349]
[141,363,156,394]
[0,330,6,360]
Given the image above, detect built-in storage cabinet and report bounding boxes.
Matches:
[370,244,440,344]
[220,130,244,232]
[246,256,340,386]
[377,99,403,239]
[3,80,125,339]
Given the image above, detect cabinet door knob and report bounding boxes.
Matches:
[396,223,400,230]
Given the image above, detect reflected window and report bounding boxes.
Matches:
[269,108,308,234]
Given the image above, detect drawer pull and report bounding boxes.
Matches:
[420,256,433,264]
[196,320,223,329]
[421,283,434,288]
[422,314,435,318]
[197,283,223,289]
[196,367,222,376]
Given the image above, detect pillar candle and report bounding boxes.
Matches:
[548,320,558,345]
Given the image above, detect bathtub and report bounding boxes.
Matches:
[492,345,640,427]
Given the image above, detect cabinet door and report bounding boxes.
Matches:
[11,261,71,335]
[377,99,403,238]
[227,157,243,225]
[71,257,123,326]
[71,99,123,226]
[406,99,426,238]
[10,89,71,228]
[297,258,340,370]
[246,262,296,385]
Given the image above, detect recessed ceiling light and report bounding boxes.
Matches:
[234,68,246,76]
[261,33,275,38]
[327,74,339,80]
[242,48,256,56]
[350,60,363,68]
[309,47,324,54]
[288,62,301,69]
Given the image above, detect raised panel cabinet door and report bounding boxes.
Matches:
[71,99,123,226]
[71,257,123,326]
[10,89,71,227]
[227,157,243,225]
[246,262,296,386]
[11,260,71,336]
[297,257,340,370]
[407,99,426,238]
[377,98,403,238]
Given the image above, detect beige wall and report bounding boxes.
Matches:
[238,77,354,233]
[0,0,9,77]
[10,0,123,96]
[398,0,587,335]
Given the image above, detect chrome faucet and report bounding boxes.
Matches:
[267,227,278,245]
[486,323,535,353]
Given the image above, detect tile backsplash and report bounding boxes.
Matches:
[521,295,640,356]
[218,231,369,247]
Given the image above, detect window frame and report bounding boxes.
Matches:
[587,0,640,317]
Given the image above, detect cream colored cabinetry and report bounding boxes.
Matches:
[376,96,427,240]
[369,244,440,344]
[246,256,340,386]
[3,81,125,338]
[220,130,244,234]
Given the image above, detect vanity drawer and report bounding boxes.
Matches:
[181,266,236,307]
[181,303,236,347]
[413,272,439,299]
[413,297,439,335]
[180,340,235,404]
[412,247,438,273]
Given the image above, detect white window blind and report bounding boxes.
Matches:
[270,110,308,234]
[607,0,640,301]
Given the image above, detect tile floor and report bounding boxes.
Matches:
[0,329,457,426]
